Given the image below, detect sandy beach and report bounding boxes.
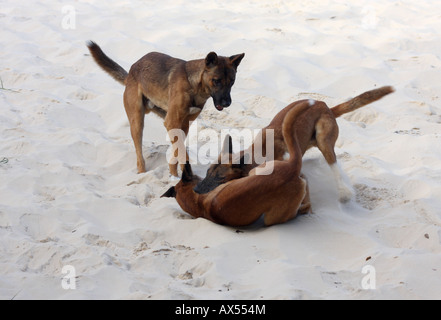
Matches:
[1,0,441,299]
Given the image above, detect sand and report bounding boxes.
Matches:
[1,0,441,300]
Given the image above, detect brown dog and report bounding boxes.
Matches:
[162,101,312,227]
[193,86,395,202]
[87,41,244,176]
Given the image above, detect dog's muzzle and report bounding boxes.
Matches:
[193,178,220,194]
[214,97,232,111]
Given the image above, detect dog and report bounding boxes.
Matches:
[87,41,244,176]
[193,86,395,202]
[161,101,312,227]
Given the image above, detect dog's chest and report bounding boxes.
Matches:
[189,107,202,115]
[189,95,209,114]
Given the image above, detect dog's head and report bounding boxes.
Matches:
[202,52,245,111]
[193,135,248,194]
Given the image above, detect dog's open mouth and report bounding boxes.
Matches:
[215,105,224,111]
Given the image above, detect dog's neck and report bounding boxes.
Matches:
[185,60,211,102]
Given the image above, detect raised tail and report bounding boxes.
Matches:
[87,41,128,85]
[282,101,311,170]
[331,86,395,118]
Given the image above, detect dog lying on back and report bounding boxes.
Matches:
[161,102,312,227]
[193,86,394,202]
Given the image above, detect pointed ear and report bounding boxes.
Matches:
[205,52,219,68]
[233,153,249,169]
[219,134,233,164]
[182,162,194,183]
[161,186,176,198]
[229,53,245,69]
[221,134,233,155]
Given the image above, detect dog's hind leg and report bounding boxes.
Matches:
[330,162,354,203]
[124,83,146,173]
[315,116,354,202]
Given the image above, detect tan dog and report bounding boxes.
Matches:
[87,41,244,176]
[161,101,312,227]
[193,86,395,202]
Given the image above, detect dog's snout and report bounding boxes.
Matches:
[193,184,203,194]
[194,179,218,194]
[221,97,232,107]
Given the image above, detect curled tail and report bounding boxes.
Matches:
[282,101,310,171]
[87,41,128,85]
[331,86,395,118]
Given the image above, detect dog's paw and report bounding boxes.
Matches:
[330,163,354,203]
[338,183,355,203]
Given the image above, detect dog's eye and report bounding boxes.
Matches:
[212,78,222,86]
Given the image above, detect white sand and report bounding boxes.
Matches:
[1,0,441,300]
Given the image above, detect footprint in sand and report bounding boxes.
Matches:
[320,269,360,293]
[19,213,55,240]
[150,241,213,288]
[68,89,97,101]
[144,144,169,172]
[354,183,400,210]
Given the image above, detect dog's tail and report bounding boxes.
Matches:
[87,41,128,85]
[331,86,395,118]
[282,101,310,169]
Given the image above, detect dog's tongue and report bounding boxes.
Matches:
[215,105,224,111]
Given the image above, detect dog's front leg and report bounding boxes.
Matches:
[164,109,189,177]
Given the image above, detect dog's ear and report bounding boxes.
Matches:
[222,134,233,155]
[205,52,219,68]
[182,162,194,183]
[233,153,249,169]
[219,134,233,164]
[229,53,245,70]
[161,186,176,198]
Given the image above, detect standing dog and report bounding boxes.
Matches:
[87,41,244,176]
[162,102,311,227]
[193,86,394,202]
